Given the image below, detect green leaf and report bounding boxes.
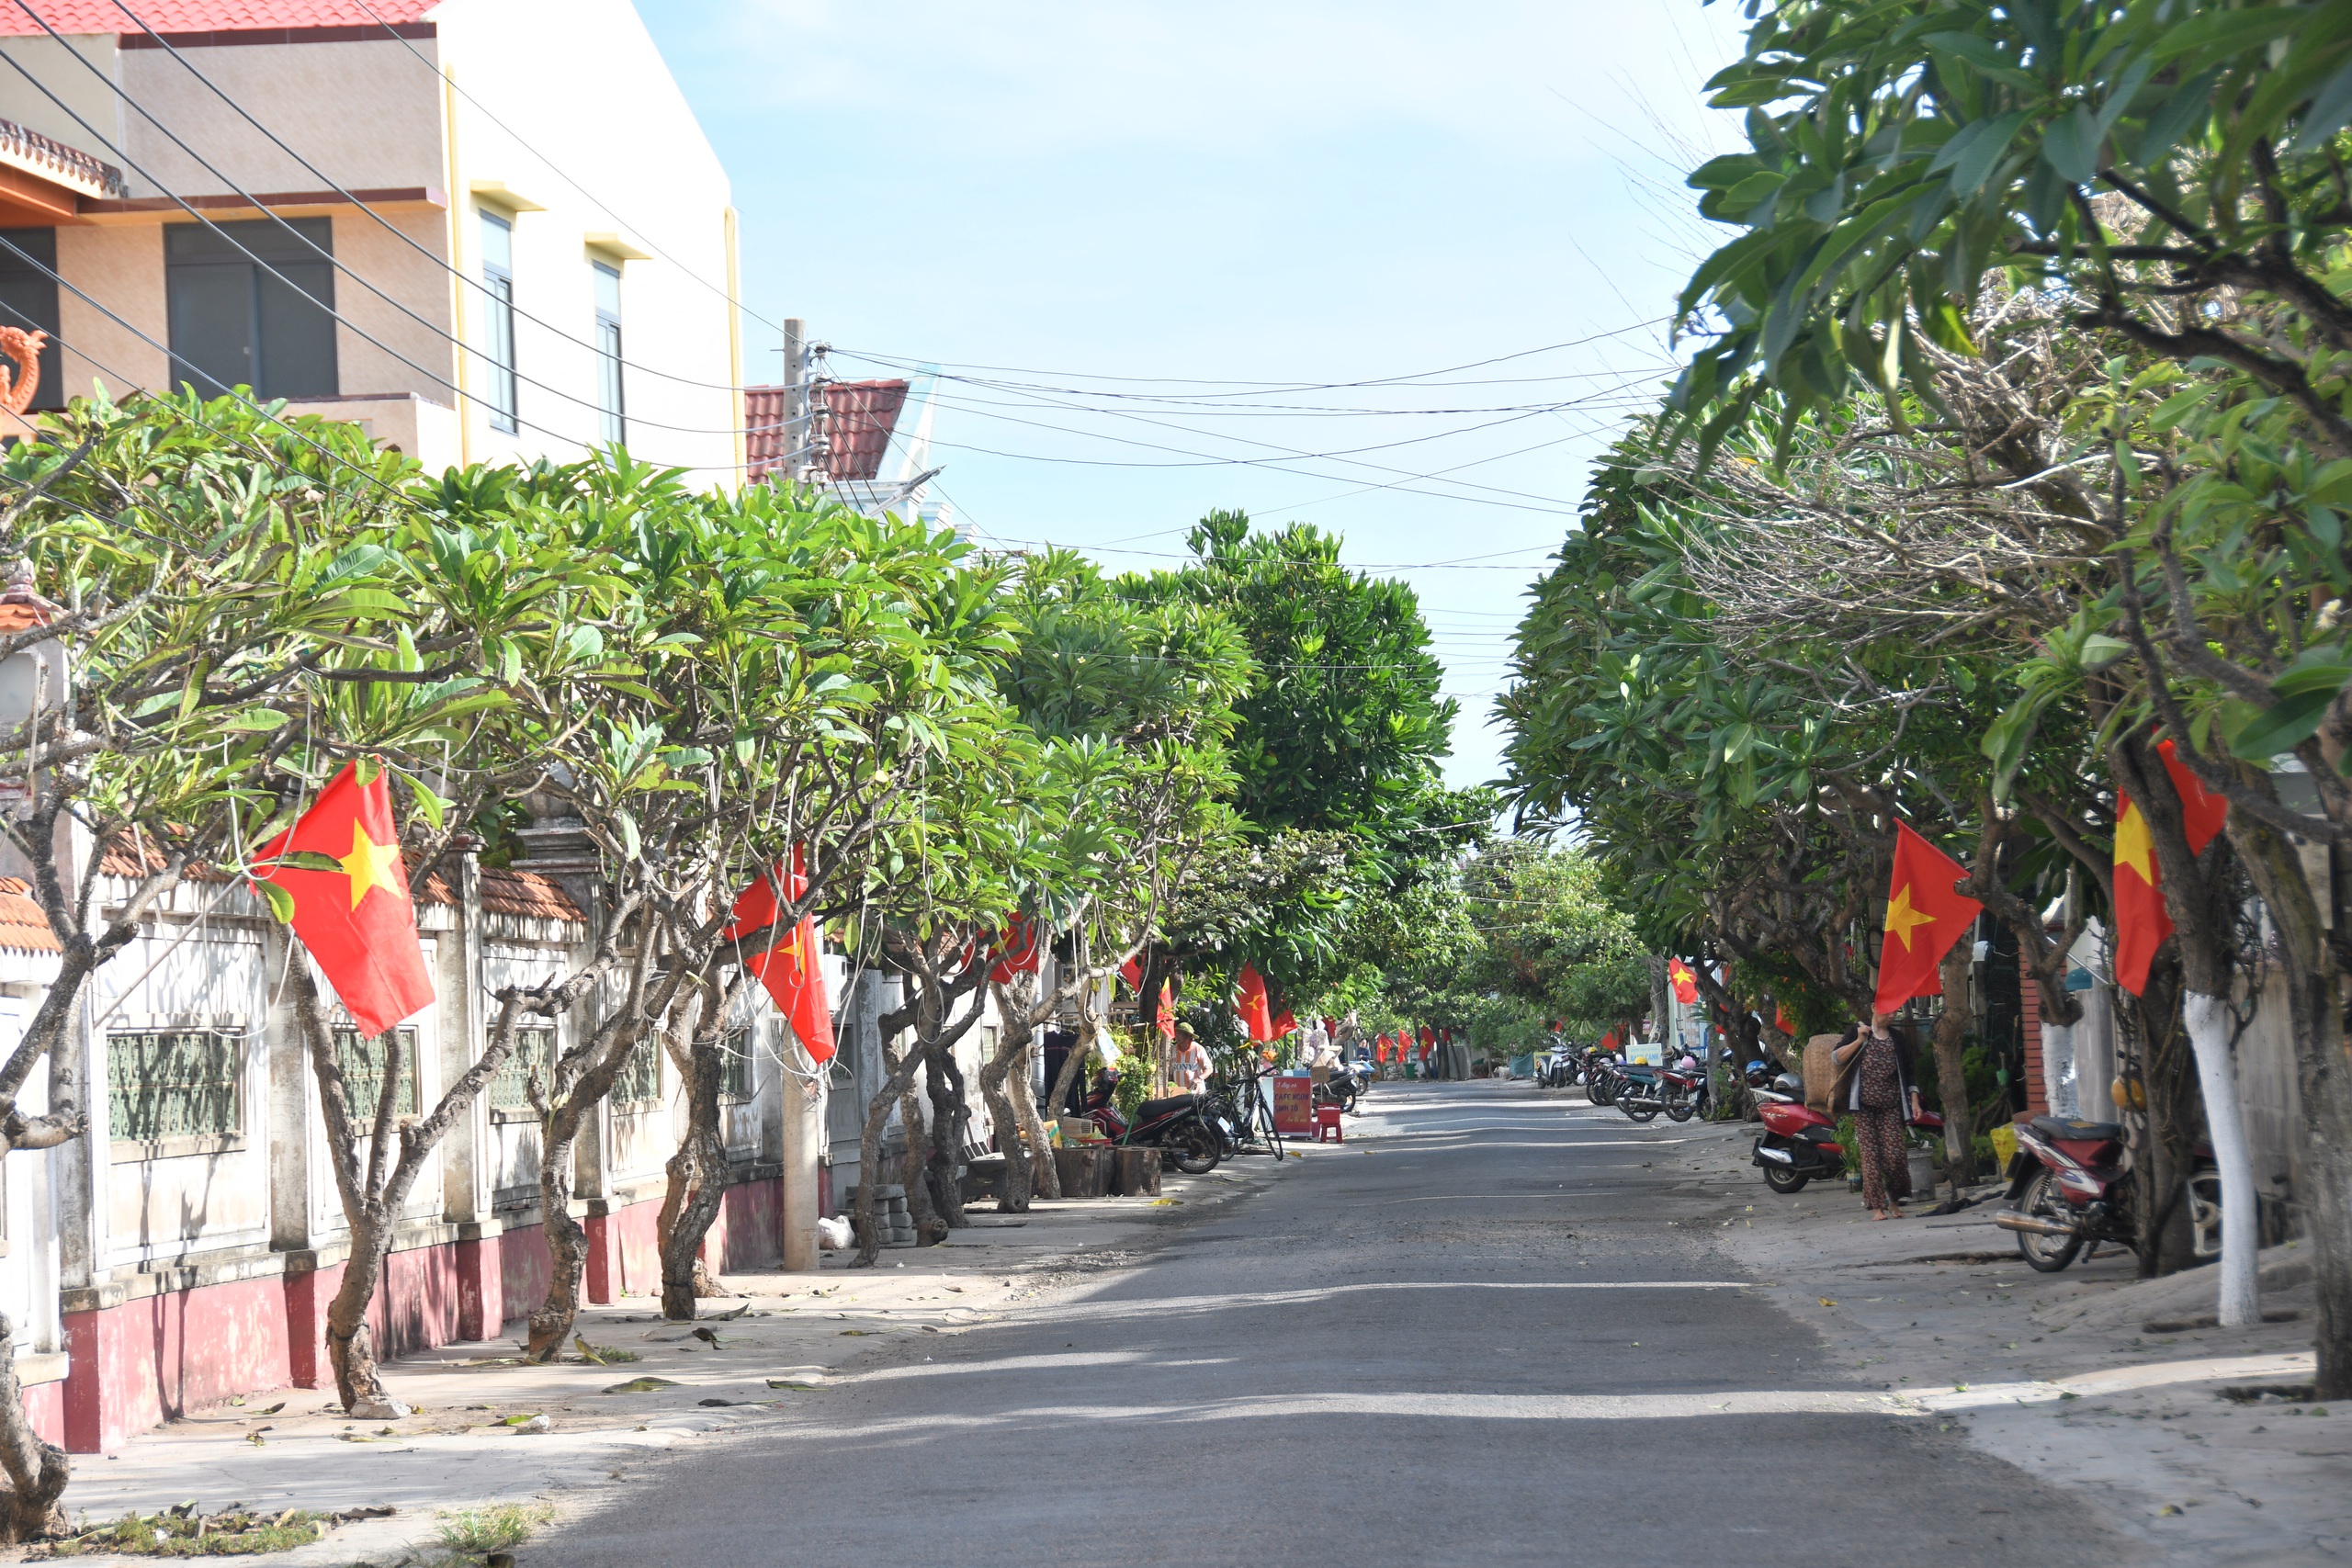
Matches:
[2041,104,2103,186]
[2228,691,2341,760]
[2293,57,2352,153]
[217,707,289,731]
[255,880,295,924]
[1934,110,2029,197]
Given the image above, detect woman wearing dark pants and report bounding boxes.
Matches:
[1832,1012,1925,1220]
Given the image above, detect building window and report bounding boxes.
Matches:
[108,1028,243,1143]
[0,228,62,412]
[164,218,336,400]
[490,1024,554,1112]
[480,210,517,434]
[334,1025,419,1116]
[717,1027,752,1102]
[613,1037,662,1106]
[593,260,624,446]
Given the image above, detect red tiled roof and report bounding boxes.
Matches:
[0,877,60,955]
[820,380,909,482]
[479,867,584,924]
[744,379,909,485]
[745,386,788,483]
[0,604,46,633]
[0,1,436,33]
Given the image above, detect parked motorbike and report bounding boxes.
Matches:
[1583,1049,1624,1107]
[1991,1114,2222,1272]
[1084,1079,1222,1174]
[1313,1059,1371,1113]
[1750,1076,1945,1195]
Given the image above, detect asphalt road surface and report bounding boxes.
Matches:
[528,1082,2137,1567]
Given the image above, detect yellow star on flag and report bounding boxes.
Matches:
[2114,798,2157,886]
[338,820,406,910]
[1883,883,1937,952]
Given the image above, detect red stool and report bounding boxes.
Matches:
[1312,1104,1344,1143]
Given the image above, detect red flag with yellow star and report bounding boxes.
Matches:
[251,762,434,1038]
[724,849,836,1065]
[1874,822,1983,1013]
[1667,958,1699,1005]
[2112,739,2230,996]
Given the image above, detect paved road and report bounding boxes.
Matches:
[527,1082,2138,1566]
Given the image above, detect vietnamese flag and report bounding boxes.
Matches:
[1874,822,1984,1012]
[989,915,1042,985]
[1668,958,1699,1005]
[1272,1008,1297,1039]
[1155,978,1177,1040]
[251,762,435,1038]
[724,849,835,1065]
[2113,739,2230,996]
[1237,964,1274,1043]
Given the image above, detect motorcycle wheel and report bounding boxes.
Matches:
[1664,1092,1695,1123]
[1167,1122,1221,1175]
[1339,1083,1359,1114]
[1622,1100,1659,1123]
[2014,1168,2084,1272]
[1761,1160,1808,1194]
[1590,1077,1616,1107]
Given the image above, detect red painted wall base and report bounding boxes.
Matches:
[55,1176,782,1453]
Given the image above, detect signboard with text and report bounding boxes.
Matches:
[1272,1074,1314,1135]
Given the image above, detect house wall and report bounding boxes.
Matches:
[3,7,740,482]
[435,0,741,479]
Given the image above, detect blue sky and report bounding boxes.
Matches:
[637,0,1749,791]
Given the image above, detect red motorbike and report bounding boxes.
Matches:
[1750,1076,1943,1195]
[1992,1114,2222,1272]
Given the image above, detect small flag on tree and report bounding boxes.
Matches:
[1668,959,1699,1005]
[1874,822,1984,1012]
[724,848,834,1065]
[2113,739,2229,996]
[250,761,435,1038]
[1237,964,1274,1043]
[989,916,1042,985]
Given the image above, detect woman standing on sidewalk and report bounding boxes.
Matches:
[1831,1012,1924,1220]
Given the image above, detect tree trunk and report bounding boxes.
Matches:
[322,1204,405,1416]
[2121,958,2204,1278]
[0,1312,68,1540]
[923,1043,969,1229]
[977,1022,1038,1213]
[526,1119,590,1361]
[897,1061,943,1244]
[657,1032,730,1321]
[2224,813,2352,1392]
[1928,935,1979,1190]
[2181,991,2260,1325]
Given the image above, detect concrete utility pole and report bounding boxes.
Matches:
[781,317,807,485]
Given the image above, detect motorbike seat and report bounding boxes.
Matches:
[2030,1114,2120,1144]
[1137,1095,1196,1122]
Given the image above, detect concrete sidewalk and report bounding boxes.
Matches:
[1640,1100,2346,1566]
[20,1152,1311,1564]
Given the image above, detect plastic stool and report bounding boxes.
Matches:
[1312,1104,1344,1143]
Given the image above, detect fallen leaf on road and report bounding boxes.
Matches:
[601,1378,682,1394]
[840,1329,876,1337]
[259,1403,285,1416]
[920,1325,942,1334]
[765,1382,827,1392]
[1819,1298,1838,1307]
[500,1412,544,1426]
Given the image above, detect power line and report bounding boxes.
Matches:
[348,0,792,342]
[830,321,1675,393]
[101,0,758,399]
[0,19,764,448]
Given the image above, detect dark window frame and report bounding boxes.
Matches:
[0,228,63,412]
[164,217,338,401]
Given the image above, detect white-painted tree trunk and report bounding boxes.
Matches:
[2041,1018,2076,1117]
[2183,992,2259,1327]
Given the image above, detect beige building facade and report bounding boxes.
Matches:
[0,0,745,481]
